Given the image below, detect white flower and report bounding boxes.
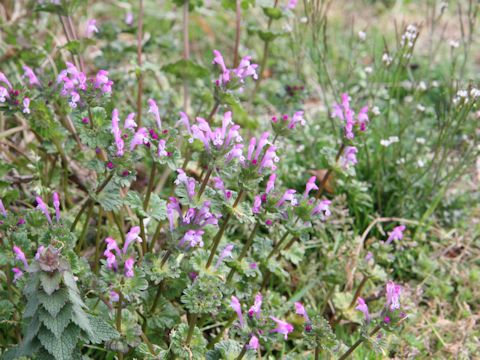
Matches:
[416,104,426,112]
[396,158,406,165]
[417,81,427,91]
[358,31,366,41]
[416,137,426,144]
[364,66,373,74]
[417,159,425,168]
[448,40,459,48]
[382,53,393,66]
[372,106,380,116]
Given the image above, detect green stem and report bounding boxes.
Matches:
[206,189,244,269]
[314,346,320,360]
[226,221,259,283]
[197,167,212,199]
[136,0,144,127]
[143,162,157,210]
[186,313,197,345]
[75,202,94,252]
[149,280,164,313]
[116,289,124,360]
[93,208,103,274]
[349,276,369,309]
[338,325,381,360]
[267,231,290,259]
[236,343,248,360]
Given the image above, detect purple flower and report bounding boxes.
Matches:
[104,237,121,257]
[215,244,234,269]
[287,111,305,129]
[276,189,297,208]
[35,245,45,260]
[270,316,294,340]
[230,296,244,327]
[12,268,24,282]
[385,281,401,311]
[123,226,142,254]
[22,66,40,86]
[110,291,119,302]
[158,139,168,157]
[386,225,406,245]
[266,173,276,194]
[148,98,162,130]
[36,196,52,224]
[365,251,374,262]
[124,113,137,130]
[247,335,259,350]
[287,0,298,9]
[234,56,258,84]
[94,70,113,93]
[304,176,319,198]
[355,297,370,323]
[52,192,61,222]
[294,302,310,322]
[174,169,196,200]
[124,258,135,278]
[17,218,26,225]
[212,50,230,85]
[178,229,205,248]
[86,19,99,37]
[13,246,28,269]
[0,87,9,102]
[212,177,230,200]
[358,106,369,131]
[23,97,31,114]
[130,127,149,150]
[252,195,262,214]
[105,251,118,271]
[248,293,263,318]
[0,199,7,218]
[311,199,331,219]
[332,93,369,139]
[125,12,134,25]
[111,109,125,156]
[0,71,12,89]
[341,146,358,168]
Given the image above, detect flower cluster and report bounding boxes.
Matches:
[270,111,306,135]
[332,93,369,139]
[35,193,62,225]
[212,50,258,91]
[57,62,113,108]
[103,227,142,277]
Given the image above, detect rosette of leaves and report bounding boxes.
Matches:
[3,246,118,360]
[181,274,223,315]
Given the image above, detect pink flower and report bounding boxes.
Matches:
[13,246,28,268]
[94,70,113,93]
[177,112,191,135]
[110,290,119,302]
[230,296,244,327]
[52,192,61,222]
[124,113,137,130]
[304,176,318,198]
[125,12,134,25]
[0,87,9,102]
[212,177,229,200]
[287,111,305,129]
[124,258,135,278]
[148,98,162,130]
[0,199,7,217]
[234,56,258,83]
[341,146,358,168]
[247,335,259,350]
[332,93,369,139]
[0,72,12,89]
[22,65,40,86]
[311,199,331,219]
[276,189,297,208]
[295,302,310,322]
[287,0,298,9]
[130,127,149,150]
[248,293,263,318]
[23,97,31,114]
[355,297,370,323]
[111,109,124,156]
[36,196,52,224]
[252,195,262,214]
[270,316,294,339]
[123,226,142,253]
[358,106,369,131]
[386,225,406,244]
[35,245,45,260]
[105,251,118,271]
[215,244,234,269]
[174,169,196,200]
[158,139,168,157]
[12,267,24,282]
[86,19,99,37]
[266,173,276,194]
[385,281,401,311]
[212,50,230,85]
[179,229,205,248]
[104,237,121,257]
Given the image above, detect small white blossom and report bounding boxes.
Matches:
[372,106,380,116]
[416,137,426,144]
[416,104,426,112]
[358,31,366,41]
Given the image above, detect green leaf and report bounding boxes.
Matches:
[262,7,282,20]
[38,323,80,360]
[149,194,167,221]
[38,288,69,317]
[38,304,73,339]
[23,293,40,318]
[40,272,63,295]
[96,182,123,212]
[162,59,210,80]
[87,315,120,344]
[71,305,93,338]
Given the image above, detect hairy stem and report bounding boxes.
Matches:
[233,0,241,67]
[136,0,144,127]
[186,313,197,345]
[116,289,124,360]
[226,221,259,283]
[338,325,381,360]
